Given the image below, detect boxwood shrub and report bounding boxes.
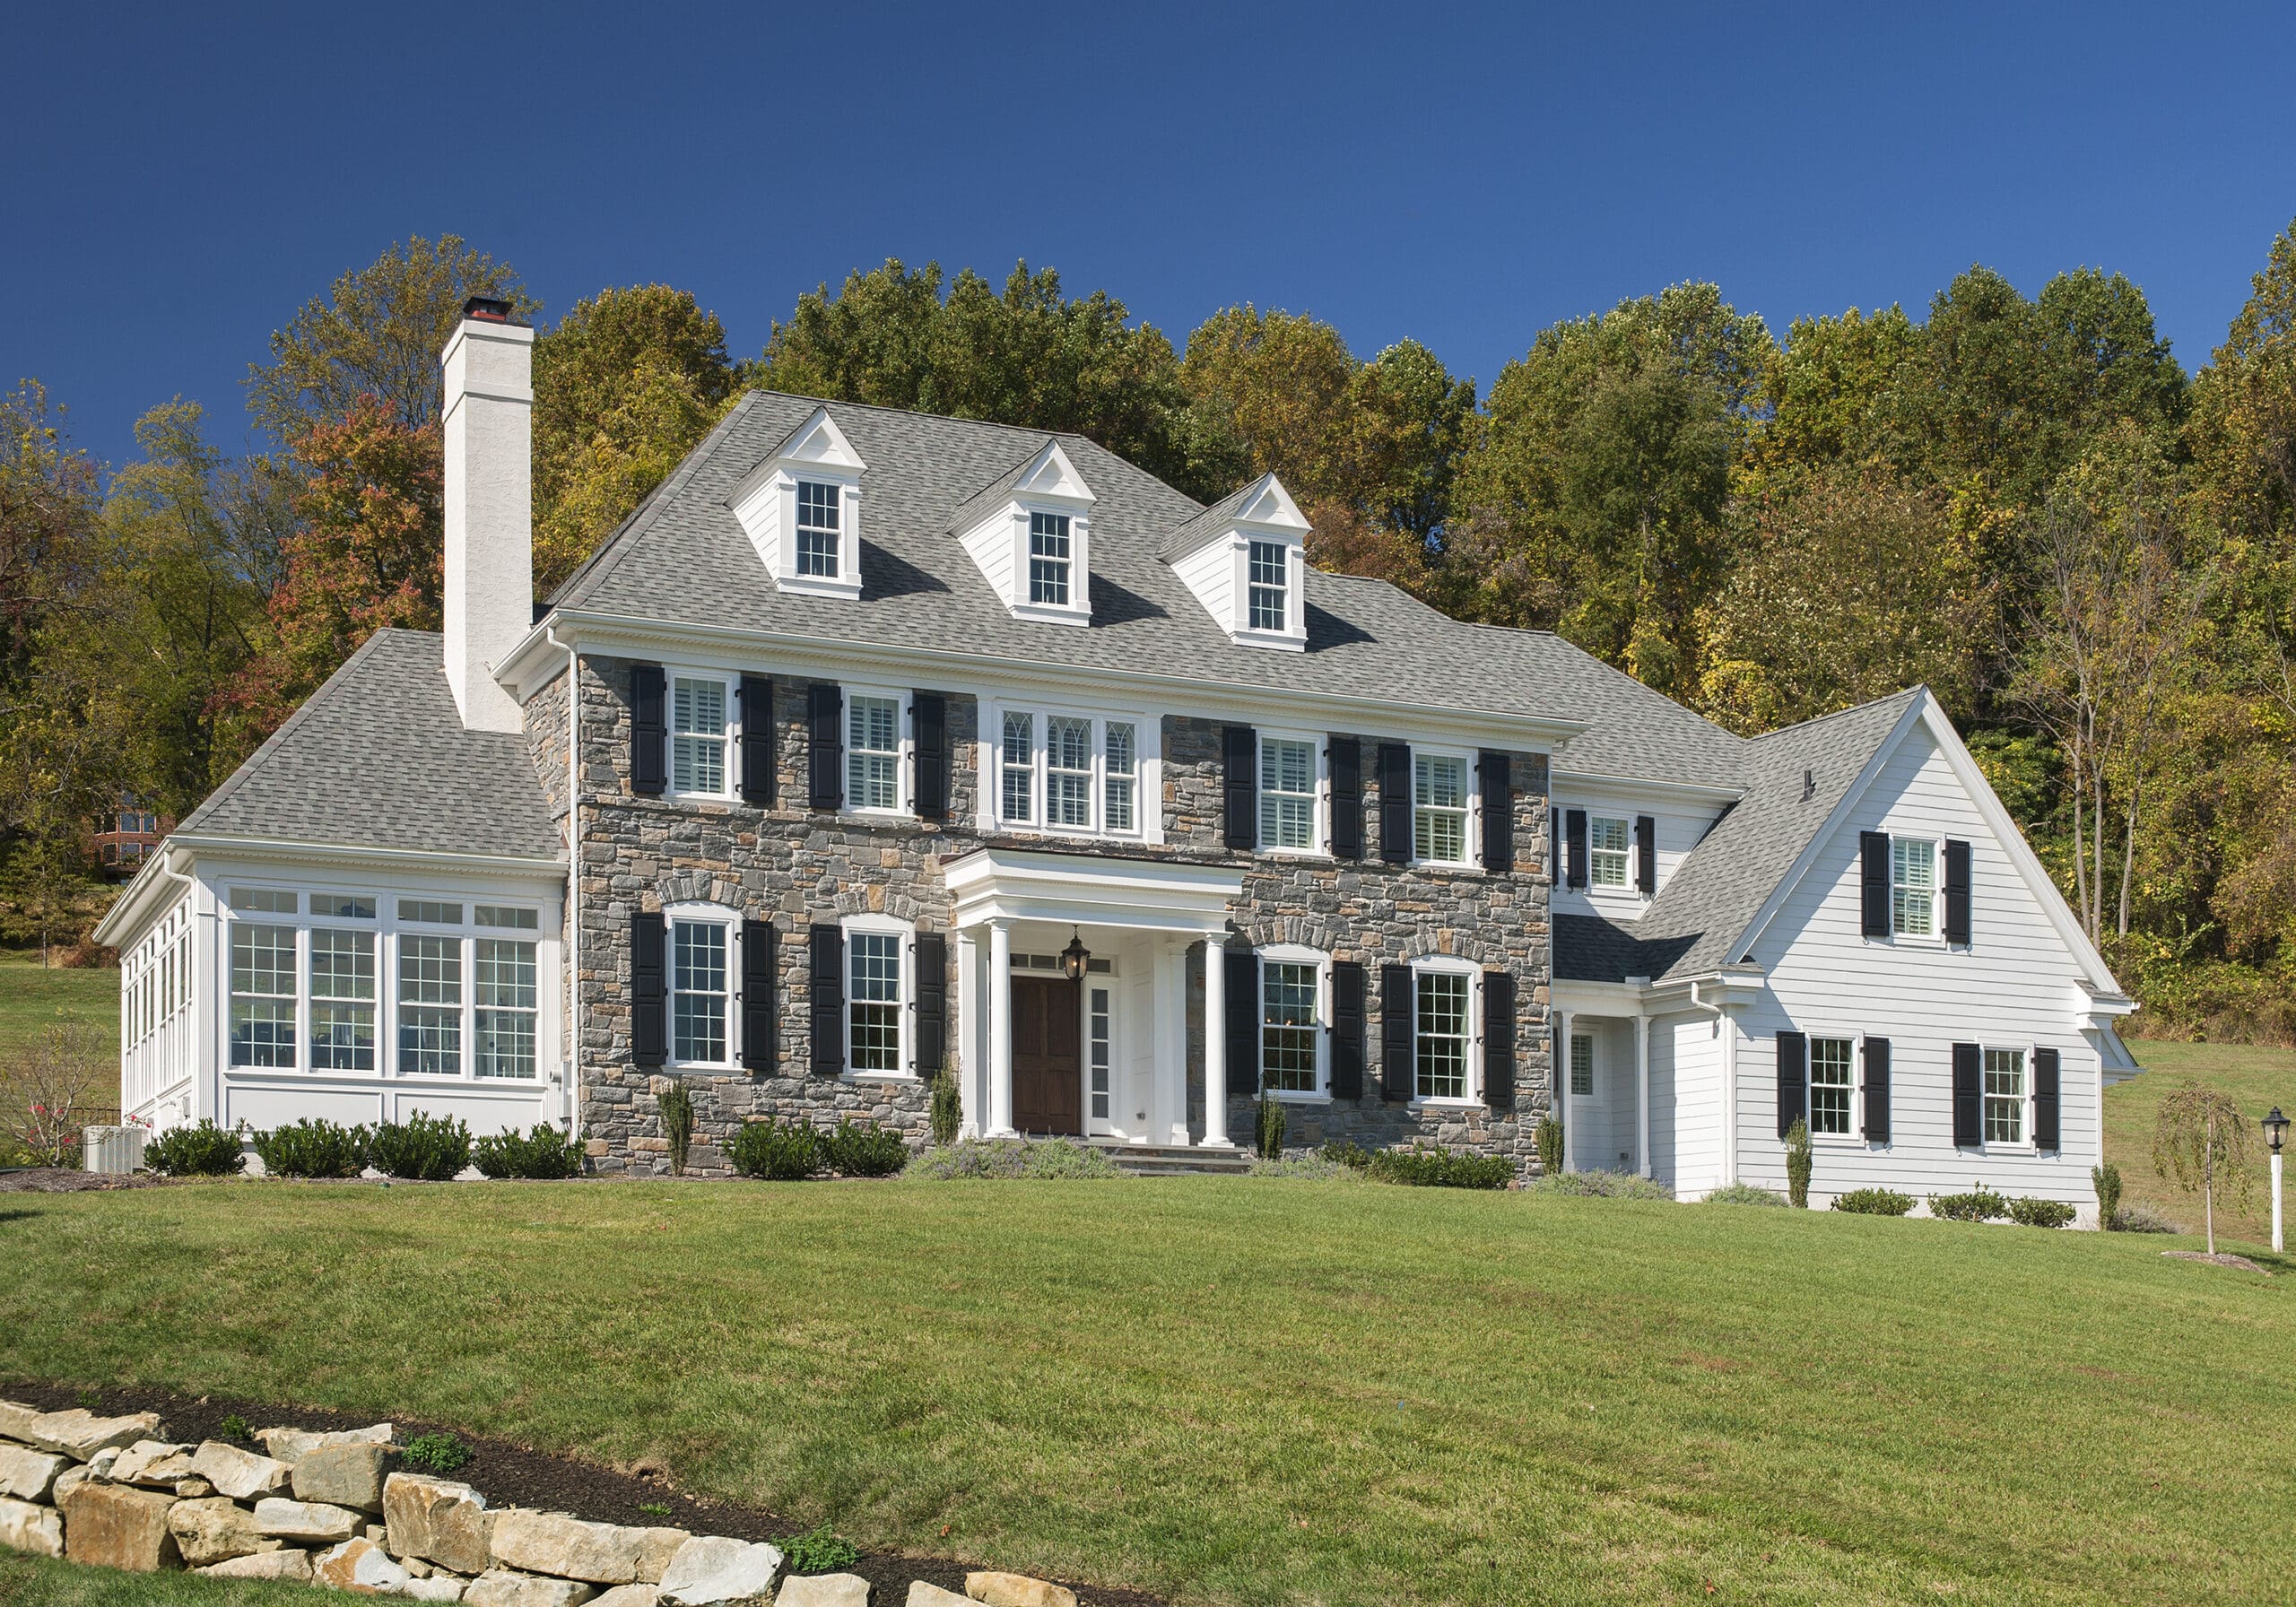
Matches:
[1831,1187,1915,1216]
[366,1112,473,1181]
[2007,1195,2077,1229]
[1929,1185,2011,1222]
[729,1118,821,1180]
[144,1120,246,1177]
[253,1117,368,1179]
[1369,1146,1517,1190]
[822,1118,908,1177]
[471,1125,584,1180]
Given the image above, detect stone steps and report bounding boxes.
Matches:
[1091,1142,1255,1177]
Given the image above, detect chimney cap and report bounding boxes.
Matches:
[462,295,525,326]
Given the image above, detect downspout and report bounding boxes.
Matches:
[1689,980,1736,1188]
[546,625,580,1141]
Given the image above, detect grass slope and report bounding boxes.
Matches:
[2114,1038,2294,1243]
[3,1179,2289,1607]
[0,949,116,1064]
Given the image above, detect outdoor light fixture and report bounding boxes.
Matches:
[1060,928,1091,983]
[2266,1107,2289,1254]
[2266,1108,2289,1153]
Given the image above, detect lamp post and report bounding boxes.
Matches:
[2265,1107,2289,1254]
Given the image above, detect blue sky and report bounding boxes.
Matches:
[10,0,2294,469]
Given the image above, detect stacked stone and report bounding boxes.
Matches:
[0,1401,1088,1606]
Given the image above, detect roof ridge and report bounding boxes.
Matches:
[1748,685,1927,743]
[550,392,767,607]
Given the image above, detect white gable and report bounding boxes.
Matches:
[1170,472,1312,651]
[730,406,868,600]
[953,440,1097,628]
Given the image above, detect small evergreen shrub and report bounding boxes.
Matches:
[2111,1202,2181,1234]
[1535,1116,1564,1177]
[1367,1147,1516,1189]
[366,1112,472,1181]
[1831,1187,1915,1216]
[778,1524,860,1575]
[402,1431,470,1473]
[1929,1185,2011,1222]
[471,1125,585,1180]
[144,1120,246,1177]
[822,1119,908,1177]
[1247,1154,1370,1180]
[2092,1162,2123,1230]
[638,1503,672,1519]
[1318,1140,1373,1171]
[657,1081,695,1177]
[218,1413,253,1443]
[254,1117,369,1179]
[1254,1091,1287,1160]
[1784,1116,1813,1208]
[1530,1169,1675,1200]
[902,1137,1125,1180]
[1704,1182,1789,1207]
[927,1064,962,1147]
[729,1118,821,1180]
[2008,1196,2077,1229]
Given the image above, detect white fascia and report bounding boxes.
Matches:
[729,406,866,601]
[955,439,1096,627]
[1173,473,1311,651]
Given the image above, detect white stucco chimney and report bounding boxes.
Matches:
[440,296,534,733]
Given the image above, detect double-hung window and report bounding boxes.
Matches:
[847,695,900,811]
[1809,1037,1854,1135]
[1248,540,1289,632]
[848,928,904,1074]
[397,925,463,1075]
[474,905,539,1079]
[1569,1033,1594,1097]
[1104,722,1137,833]
[229,889,299,1069]
[1984,1047,2025,1143]
[309,914,377,1073]
[671,918,728,1064]
[1893,838,1937,937]
[1047,716,1093,828]
[1415,969,1472,1100]
[1589,816,1631,888]
[1029,512,1072,606]
[1261,958,1322,1093]
[1260,737,1316,851]
[796,480,841,578]
[672,677,728,795]
[1414,753,1470,864]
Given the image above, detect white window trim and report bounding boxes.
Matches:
[1891,834,1944,943]
[1255,728,1327,859]
[662,901,741,1073]
[839,682,912,820]
[841,913,917,1081]
[1407,957,1481,1108]
[1980,1043,2034,1151]
[1805,1032,1860,1142]
[1239,536,1297,641]
[1587,813,1632,891]
[1408,745,1481,873]
[666,667,741,804]
[975,697,1162,846]
[1257,943,1330,1102]
[1005,499,1094,626]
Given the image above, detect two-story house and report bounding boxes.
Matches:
[97,299,2137,1212]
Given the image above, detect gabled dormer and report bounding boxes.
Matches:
[729,407,866,600]
[1161,473,1311,650]
[950,439,1096,627]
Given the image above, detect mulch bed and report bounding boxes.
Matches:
[4,1381,1163,1606]
[0,1167,169,1193]
[2161,1249,2270,1273]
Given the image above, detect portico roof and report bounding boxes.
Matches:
[944,847,1242,935]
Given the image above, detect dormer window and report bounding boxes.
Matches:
[1162,472,1311,651]
[731,407,865,600]
[1248,539,1291,632]
[1030,512,1073,606]
[952,439,1096,627]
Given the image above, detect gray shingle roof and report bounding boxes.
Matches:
[177,629,563,862]
[1157,480,1258,560]
[1553,914,1700,984]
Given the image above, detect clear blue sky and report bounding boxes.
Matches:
[10,0,2294,469]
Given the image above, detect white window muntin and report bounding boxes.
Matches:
[982,699,1157,841]
[794,479,842,579]
[1588,815,1631,889]
[1409,960,1479,1105]
[663,903,739,1072]
[1569,1033,1594,1098]
[842,685,910,817]
[1983,1046,2027,1147]
[1410,746,1478,869]
[1808,1036,1855,1137]
[668,669,738,801]
[1257,730,1324,856]
[842,914,915,1080]
[1257,945,1329,1099]
[1892,836,1939,939]
[1247,538,1290,633]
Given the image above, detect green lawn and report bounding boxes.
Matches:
[0,948,117,1064]
[2113,1038,2294,1243]
[4,1177,2290,1607]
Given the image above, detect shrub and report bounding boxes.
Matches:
[1535,1116,1564,1177]
[402,1431,470,1473]
[144,1120,246,1177]
[2092,1162,2123,1230]
[218,1413,253,1443]
[1929,1185,2010,1222]
[778,1524,860,1575]
[1318,1140,1373,1171]
[2008,1196,2077,1229]
[254,1117,368,1179]
[657,1082,694,1177]
[2112,1202,2181,1234]
[1832,1187,1915,1216]
[927,1064,962,1147]
[729,1118,821,1180]
[366,1112,472,1181]
[1704,1182,1789,1207]
[471,1125,585,1180]
[1530,1169,1675,1200]
[1784,1116,1813,1208]
[822,1119,908,1177]
[1254,1091,1286,1160]
[1366,1146,1513,1189]
[902,1137,1126,1180]
[1247,1154,1370,1181]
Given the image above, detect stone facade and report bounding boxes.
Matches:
[557,652,1555,1176]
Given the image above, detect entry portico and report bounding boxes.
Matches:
[944,847,1245,1148]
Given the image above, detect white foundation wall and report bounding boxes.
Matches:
[1730,724,2108,1220]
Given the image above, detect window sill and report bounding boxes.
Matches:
[1408,861,1483,877]
[1265,1089,1328,1104]
[1409,1097,1481,1111]
[1257,845,1328,861]
[844,1070,918,1083]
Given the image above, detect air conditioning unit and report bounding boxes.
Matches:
[82,1125,147,1176]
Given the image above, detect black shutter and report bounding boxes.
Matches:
[1483,969,1516,1109]
[1223,947,1258,1095]
[740,919,775,1073]
[1330,960,1366,1099]
[2033,1047,2060,1151]
[1860,1037,1891,1143]
[631,911,666,1065]
[738,675,775,805]
[1952,1042,1982,1146]
[1379,963,1414,1099]
[1635,815,1657,895]
[809,924,844,1074]
[807,683,842,810]
[1479,752,1512,873]
[1775,1030,1807,1138]
[1222,726,1257,850]
[1566,809,1588,890]
[630,665,666,796]
[913,692,948,822]
[915,932,947,1078]
[1861,831,1892,937]
[1944,838,1972,944]
[1378,743,1412,864]
[1328,737,1362,859]
[1550,809,1561,884]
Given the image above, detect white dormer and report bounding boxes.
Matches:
[1163,473,1311,650]
[952,439,1096,627]
[730,407,867,600]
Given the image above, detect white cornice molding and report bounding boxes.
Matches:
[167,833,567,881]
[1551,769,1744,805]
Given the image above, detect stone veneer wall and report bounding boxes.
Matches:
[560,653,1555,1176]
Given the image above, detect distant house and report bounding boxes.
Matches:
[93,298,2138,1215]
[91,799,170,880]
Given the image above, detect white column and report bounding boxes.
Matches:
[955,927,979,1140]
[1635,1012,1651,1179]
[1159,941,1189,1146]
[1556,1009,1573,1173]
[1201,937,1231,1148]
[2273,1150,2284,1253]
[986,921,1014,1137]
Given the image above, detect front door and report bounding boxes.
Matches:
[1011,975,1083,1135]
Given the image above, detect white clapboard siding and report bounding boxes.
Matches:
[1548,792,1719,919]
[1654,1012,1727,1196]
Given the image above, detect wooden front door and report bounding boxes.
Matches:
[1011,975,1083,1136]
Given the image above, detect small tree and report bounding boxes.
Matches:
[1784,1117,1813,1209]
[657,1081,694,1177]
[1535,1116,1564,1177]
[927,1061,961,1147]
[2152,1081,2257,1255]
[2092,1161,2123,1230]
[1254,1087,1286,1160]
[2,1020,108,1166]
